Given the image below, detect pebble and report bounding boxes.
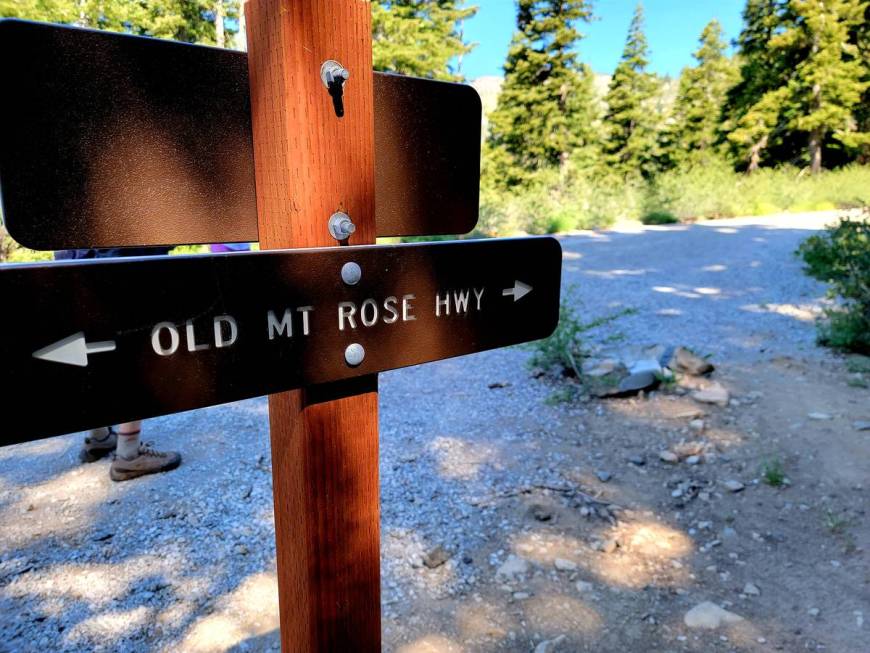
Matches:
[808,607,820,617]
[808,412,832,420]
[659,451,679,464]
[628,454,646,466]
[684,601,744,629]
[685,455,702,465]
[854,420,870,431]
[742,582,760,596]
[595,470,613,483]
[496,554,529,582]
[422,545,451,569]
[723,479,745,493]
[534,634,567,653]
[601,539,619,554]
[692,382,730,407]
[575,580,594,593]
[689,419,705,432]
[554,558,578,572]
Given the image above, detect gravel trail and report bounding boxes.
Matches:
[2,211,864,653]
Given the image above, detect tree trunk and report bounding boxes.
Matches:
[747,134,767,173]
[215,1,225,48]
[809,128,823,174]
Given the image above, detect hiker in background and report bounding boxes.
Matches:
[55,247,182,481]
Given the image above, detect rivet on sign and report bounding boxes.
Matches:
[344,343,365,367]
[341,262,362,286]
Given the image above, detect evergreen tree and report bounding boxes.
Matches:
[0,0,239,45]
[778,0,868,172]
[661,20,738,168]
[724,0,868,172]
[372,1,478,81]
[602,2,660,178]
[486,0,597,188]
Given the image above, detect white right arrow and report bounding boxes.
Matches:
[502,280,533,302]
[32,332,117,367]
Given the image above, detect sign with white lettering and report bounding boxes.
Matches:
[0,238,561,444]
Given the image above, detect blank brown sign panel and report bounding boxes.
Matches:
[0,19,482,249]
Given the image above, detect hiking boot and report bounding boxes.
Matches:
[110,444,182,482]
[79,429,117,463]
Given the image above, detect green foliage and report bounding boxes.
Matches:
[723,0,869,173]
[485,0,597,188]
[528,295,636,376]
[641,211,678,225]
[528,297,587,375]
[661,20,738,169]
[372,1,477,81]
[761,457,786,486]
[0,0,240,45]
[798,215,870,353]
[602,3,661,178]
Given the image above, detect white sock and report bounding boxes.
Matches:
[89,427,111,442]
[116,431,141,460]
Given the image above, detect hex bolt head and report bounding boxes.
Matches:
[329,212,357,241]
[341,262,362,286]
[344,343,365,367]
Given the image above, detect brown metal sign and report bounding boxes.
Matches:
[0,238,561,445]
[0,19,482,249]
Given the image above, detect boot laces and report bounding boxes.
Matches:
[138,442,166,458]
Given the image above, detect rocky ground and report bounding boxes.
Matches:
[1,212,868,652]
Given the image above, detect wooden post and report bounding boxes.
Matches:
[244,1,380,651]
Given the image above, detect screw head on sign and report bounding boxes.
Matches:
[341,262,362,286]
[328,212,357,241]
[344,343,365,367]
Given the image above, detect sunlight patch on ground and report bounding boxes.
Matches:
[67,606,153,645]
[172,572,278,653]
[741,303,820,322]
[693,287,722,296]
[522,592,602,635]
[5,558,164,608]
[0,466,115,548]
[455,599,511,641]
[656,308,683,316]
[584,268,654,278]
[561,251,582,260]
[429,436,501,481]
[715,227,738,234]
[702,264,727,272]
[396,634,465,653]
[588,521,693,589]
[652,286,701,299]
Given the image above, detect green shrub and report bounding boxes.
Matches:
[641,210,678,225]
[797,216,870,354]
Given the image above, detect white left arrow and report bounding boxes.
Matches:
[32,332,117,367]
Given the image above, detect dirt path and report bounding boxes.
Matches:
[1,212,868,652]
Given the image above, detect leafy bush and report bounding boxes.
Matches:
[797,216,870,353]
[641,210,678,225]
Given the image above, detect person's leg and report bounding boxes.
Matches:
[109,421,181,482]
[80,426,117,463]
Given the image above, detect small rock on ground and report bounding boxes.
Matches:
[534,634,567,653]
[684,601,744,629]
[693,382,730,407]
[669,347,715,376]
[496,554,529,582]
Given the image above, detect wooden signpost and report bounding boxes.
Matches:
[0,2,563,651]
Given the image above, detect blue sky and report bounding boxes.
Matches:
[461,0,745,80]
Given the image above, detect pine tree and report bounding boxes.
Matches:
[724,0,868,172]
[778,0,868,173]
[485,0,597,188]
[372,1,478,81]
[661,20,738,169]
[0,0,239,45]
[602,2,660,178]
[722,0,789,170]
